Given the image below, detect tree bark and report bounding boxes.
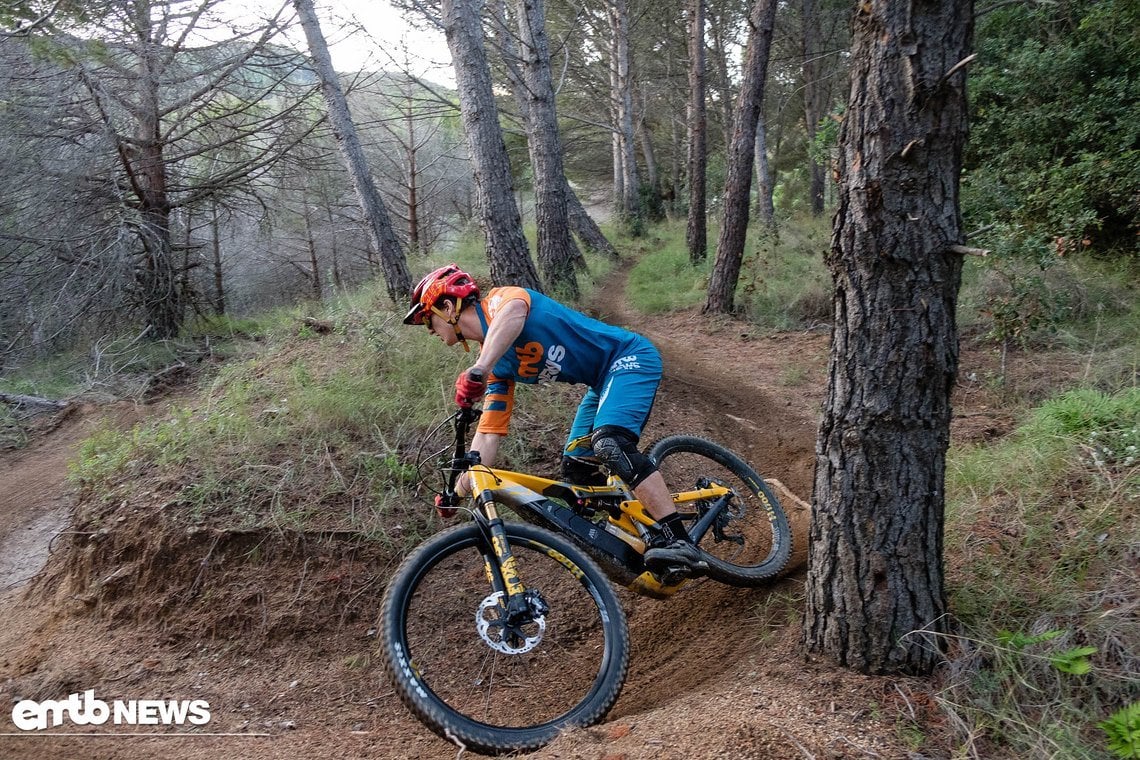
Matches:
[566,182,617,257]
[634,86,661,218]
[609,0,641,227]
[515,0,580,298]
[803,0,973,675]
[134,12,182,339]
[666,45,683,219]
[404,85,421,253]
[442,0,541,290]
[802,0,826,215]
[489,1,610,262]
[708,1,735,152]
[302,191,322,300]
[753,110,775,228]
[293,0,412,302]
[610,42,624,217]
[685,0,708,263]
[211,203,225,314]
[703,0,778,314]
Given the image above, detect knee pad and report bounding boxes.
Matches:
[590,425,657,489]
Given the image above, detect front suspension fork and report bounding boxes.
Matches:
[474,500,533,623]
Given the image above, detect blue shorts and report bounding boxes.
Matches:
[564,342,662,454]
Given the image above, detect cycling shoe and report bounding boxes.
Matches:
[644,539,709,570]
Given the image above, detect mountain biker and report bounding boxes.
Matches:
[403,263,706,571]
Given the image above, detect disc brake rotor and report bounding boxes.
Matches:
[476,591,545,655]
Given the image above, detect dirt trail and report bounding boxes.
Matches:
[0,398,195,592]
[0,270,935,759]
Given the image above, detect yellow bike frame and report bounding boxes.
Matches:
[466,465,733,598]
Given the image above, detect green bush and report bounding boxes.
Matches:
[964,0,1140,249]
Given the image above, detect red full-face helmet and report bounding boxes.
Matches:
[402,264,480,326]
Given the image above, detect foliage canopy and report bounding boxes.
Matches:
[964,0,1140,252]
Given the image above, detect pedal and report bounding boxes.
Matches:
[655,564,695,586]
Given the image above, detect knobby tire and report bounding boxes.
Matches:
[648,435,792,585]
[379,521,630,755]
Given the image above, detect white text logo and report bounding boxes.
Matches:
[609,354,641,372]
[538,344,567,383]
[11,690,211,731]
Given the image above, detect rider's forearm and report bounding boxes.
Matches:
[471,299,528,375]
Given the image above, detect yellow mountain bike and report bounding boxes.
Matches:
[379,398,792,755]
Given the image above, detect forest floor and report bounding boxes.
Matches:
[0,268,1080,760]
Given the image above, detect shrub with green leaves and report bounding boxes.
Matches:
[964,0,1140,250]
[1102,702,1140,760]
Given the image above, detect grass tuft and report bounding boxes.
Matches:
[943,386,1140,758]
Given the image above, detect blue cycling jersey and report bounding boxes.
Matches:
[475,287,661,437]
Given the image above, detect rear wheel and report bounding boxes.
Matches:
[648,435,792,585]
[379,521,629,755]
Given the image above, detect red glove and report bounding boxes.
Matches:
[454,370,487,408]
[435,494,458,519]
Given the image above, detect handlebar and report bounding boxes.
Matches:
[441,375,484,504]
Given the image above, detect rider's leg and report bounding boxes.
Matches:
[561,389,607,485]
[577,346,705,569]
[590,424,706,569]
[631,470,693,545]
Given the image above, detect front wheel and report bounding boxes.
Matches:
[379,521,630,755]
[648,435,792,585]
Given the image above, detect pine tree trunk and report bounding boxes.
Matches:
[635,86,661,217]
[135,22,182,340]
[211,204,225,314]
[609,0,641,226]
[709,6,735,152]
[302,194,322,301]
[293,0,411,302]
[491,0,608,263]
[703,0,778,314]
[566,181,617,258]
[516,0,579,298]
[803,0,973,676]
[802,0,827,215]
[138,203,181,339]
[405,87,421,253]
[686,0,708,263]
[442,0,541,290]
[666,48,683,220]
[753,111,776,228]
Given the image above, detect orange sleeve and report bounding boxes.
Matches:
[477,375,516,436]
[483,287,531,321]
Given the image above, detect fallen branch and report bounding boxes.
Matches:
[950,244,990,257]
[768,478,811,512]
[0,392,70,411]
